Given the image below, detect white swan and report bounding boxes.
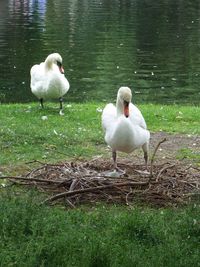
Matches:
[30,53,70,115]
[102,87,150,171]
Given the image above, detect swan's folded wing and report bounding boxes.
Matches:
[30,63,45,88]
[58,73,70,92]
[102,103,117,131]
[129,103,147,129]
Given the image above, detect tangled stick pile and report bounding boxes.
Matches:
[3,157,200,207]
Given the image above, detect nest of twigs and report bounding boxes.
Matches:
[2,139,200,207]
[2,158,199,208]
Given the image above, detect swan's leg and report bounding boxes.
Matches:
[142,142,149,170]
[59,97,64,115]
[112,150,117,169]
[59,97,63,110]
[40,98,44,109]
[134,143,149,175]
[112,150,126,174]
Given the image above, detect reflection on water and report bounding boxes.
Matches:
[0,0,200,104]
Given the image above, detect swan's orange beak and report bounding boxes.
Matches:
[124,101,129,118]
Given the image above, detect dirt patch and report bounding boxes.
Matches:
[122,131,200,166]
[150,132,199,162]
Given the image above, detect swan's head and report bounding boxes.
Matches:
[45,53,65,74]
[117,87,132,118]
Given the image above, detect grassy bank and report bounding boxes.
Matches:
[0,189,200,267]
[0,102,200,267]
[0,102,199,168]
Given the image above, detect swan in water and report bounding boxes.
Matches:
[102,86,150,172]
[30,53,70,115]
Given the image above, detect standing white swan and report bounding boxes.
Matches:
[102,87,150,172]
[30,53,70,115]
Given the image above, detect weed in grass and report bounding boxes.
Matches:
[122,220,161,246]
[88,245,111,267]
[178,205,200,244]
[117,209,163,247]
[177,148,200,162]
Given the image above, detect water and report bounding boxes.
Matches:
[0,0,200,104]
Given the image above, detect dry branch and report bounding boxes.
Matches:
[43,180,149,204]
[150,138,167,177]
[156,164,176,182]
[0,176,62,184]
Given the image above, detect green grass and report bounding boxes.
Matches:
[0,102,199,168]
[0,188,200,267]
[0,102,104,167]
[177,148,200,161]
[141,104,200,134]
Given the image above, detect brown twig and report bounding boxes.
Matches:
[150,138,167,178]
[156,164,176,182]
[43,181,149,204]
[0,176,63,184]
[125,188,133,206]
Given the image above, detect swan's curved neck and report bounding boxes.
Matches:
[116,97,124,116]
[44,56,54,71]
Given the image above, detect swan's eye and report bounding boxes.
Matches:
[57,61,62,67]
[57,61,65,74]
[124,100,129,106]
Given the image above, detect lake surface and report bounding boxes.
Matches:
[0,0,200,104]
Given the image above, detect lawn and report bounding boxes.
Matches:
[0,102,200,267]
[0,189,200,267]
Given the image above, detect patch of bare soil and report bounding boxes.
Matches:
[1,132,200,207]
[127,131,200,165]
[150,132,200,164]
